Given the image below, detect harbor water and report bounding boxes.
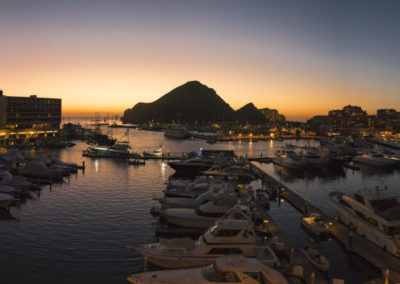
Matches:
[1,127,400,284]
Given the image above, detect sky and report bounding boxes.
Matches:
[1,0,399,121]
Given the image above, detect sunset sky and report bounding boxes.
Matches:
[1,0,399,121]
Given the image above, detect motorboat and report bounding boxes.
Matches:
[300,148,324,169]
[164,125,190,139]
[131,206,280,268]
[165,181,226,199]
[143,148,164,158]
[16,160,64,181]
[0,193,18,208]
[160,195,241,228]
[82,140,138,158]
[127,256,289,284]
[159,187,229,209]
[300,213,329,237]
[300,246,330,271]
[168,157,215,176]
[202,166,255,184]
[330,187,400,257]
[353,152,397,168]
[273,149,306,170]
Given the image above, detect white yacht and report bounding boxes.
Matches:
[127,256,289,284]
[159,186,233,209]
[330,187,400,257]
[353,152,397,168]
[164,125,190,139]
[165,182,226,199]
[300,148,324,169]
[160,195,240,228]
[131,206,279,268]
[273,150,306,170]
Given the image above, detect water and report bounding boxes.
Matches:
[1,127,399,283]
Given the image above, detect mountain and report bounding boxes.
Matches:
[122,81,235,123]
[235,103,268,124]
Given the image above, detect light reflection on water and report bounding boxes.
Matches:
[0,126,398,283]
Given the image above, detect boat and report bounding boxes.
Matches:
[300,148,324,169]
[300,213,329,237]
[0,193,18,208]
[353,152,397,168]
[165,178,228,198]
[131,206,280,268]
[273,149,306,170]
[127,256,289,284]
[82,141,138,158]
[330,187,400,257]
[16,160,65,181]
[158,186,229,209]
[142,148,164,158]
[168,157,215,176]
[164,125,190,139]
[160,195,241,228]
[300,246,330,271]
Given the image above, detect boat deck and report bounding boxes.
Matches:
[249,161,400,284]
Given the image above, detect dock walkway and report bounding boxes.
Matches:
[248,161,400,284]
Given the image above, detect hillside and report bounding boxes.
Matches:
[122,81,235,123]
[235,103,268,124]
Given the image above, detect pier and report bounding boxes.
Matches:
[248,161,400,284]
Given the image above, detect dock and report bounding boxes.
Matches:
[249,161,400,284]
[264,214,329,284]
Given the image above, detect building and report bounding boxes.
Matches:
[259,107,285,122]
[0,90,61,138]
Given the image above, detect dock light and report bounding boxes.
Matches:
[280,198,284,203]
[229,130,232,135]
[329,222,333,226]
[249,133,253,137]
[238,133,242,137]
[263,219,269,224]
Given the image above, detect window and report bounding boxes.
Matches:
[207,248,243,254]
[211,229,242,237]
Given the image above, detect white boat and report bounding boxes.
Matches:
[164,182,226,199]
[17,160,65,181]
[127,256,289,284]
[131,206,280,268]
[273,149,306,170]
[330,187,400,257]
[300,213,329,237]
[164,125,190,139]
[160,195,240,228]
[353,152,397,168]
[300,148,324,169]
[159,184,241,209]
[82,140,136,158]
[300,246,330,271]
[143,148,164,158]
[0,193,18,208]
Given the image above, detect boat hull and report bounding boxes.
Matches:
[330,192,400,257]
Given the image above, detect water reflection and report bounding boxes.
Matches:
[273,164,346,183]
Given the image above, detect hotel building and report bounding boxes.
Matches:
[0,90,61,139]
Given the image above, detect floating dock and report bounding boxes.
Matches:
[249,161,400,284]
